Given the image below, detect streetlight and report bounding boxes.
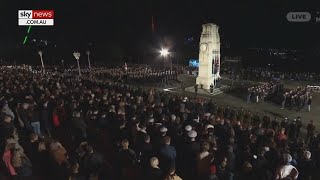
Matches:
[86,50,91,69]
[160,48,172,71]
[38,50,45,71]
[73,51,81,76]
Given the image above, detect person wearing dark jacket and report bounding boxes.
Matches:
[22,133,39,175]
[69,162,86,180]
[31,105,42,136]
[117,138,137,179]
[138,134,153,168]
[81,145,104,178]
[72,111,87,143]
[40,101,52,137]
[159,136,176,172]
[145,157,163,180]
[298,151,315,180]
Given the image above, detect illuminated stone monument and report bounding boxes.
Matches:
[196,23,221,89]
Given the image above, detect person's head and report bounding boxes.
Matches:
[168,166,176,175]
[201,142,210,152]
[144,134,150,143]
[101,113,106,118]
[221,157,227,167]
[150,157,159,168]
[5,143,15,151]
[75,111,81,118]
[86,145,94,154]
[188,130,197,141]
[3,115,12,123]
[303,151,311,160]
[171,114,176,122]
[283,154,292,164]
[227,145,233,153]
[139,123,147,131]
[121,139,129,149]
[88,99,94,104]
[38,141,46,151]
[163,136,171,145]
[70,161,80,173]
[49,140,63,151]
[22,103,29,110]
[30,133,38,142]
[93,110,99,115]
[160,126,168,135]
[242,161,253,172]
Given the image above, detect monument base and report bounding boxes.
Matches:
[196,76,214,89]
[185,84,229,96]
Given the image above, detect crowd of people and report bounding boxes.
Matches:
[281,86,312,111]
[0,65,319,180]
[247,81,284,104]
[223,67,320,82]
[64,64,180,87]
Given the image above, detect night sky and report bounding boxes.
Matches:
[0,0,319,62]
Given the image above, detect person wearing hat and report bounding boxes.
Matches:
[296,117,302,139]
[188,130,197,140]
[281,118,289,132]
[275,154,299,180]
[135,122,148,152]
[202,124,217,147]
[205,124,214,133]
[306,120,315,144]
[185,125,192,132]
[153,126,168,152]
[160,126,168,135]
[183,130,200,179]
[204,112,211,119]
[210,84,214,96]
[288,119,298,142]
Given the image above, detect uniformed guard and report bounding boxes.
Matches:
[194,84,198,96]
[210,84,214,95]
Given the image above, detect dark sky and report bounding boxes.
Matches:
[1,0,319,53]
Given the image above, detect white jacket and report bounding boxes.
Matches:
[276,164,299,180]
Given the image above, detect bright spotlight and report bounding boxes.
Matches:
[160,49,169,56]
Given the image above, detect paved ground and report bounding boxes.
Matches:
[158,74,320,137]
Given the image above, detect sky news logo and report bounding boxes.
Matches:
[18,10,54,26]
[286,12,320,23]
